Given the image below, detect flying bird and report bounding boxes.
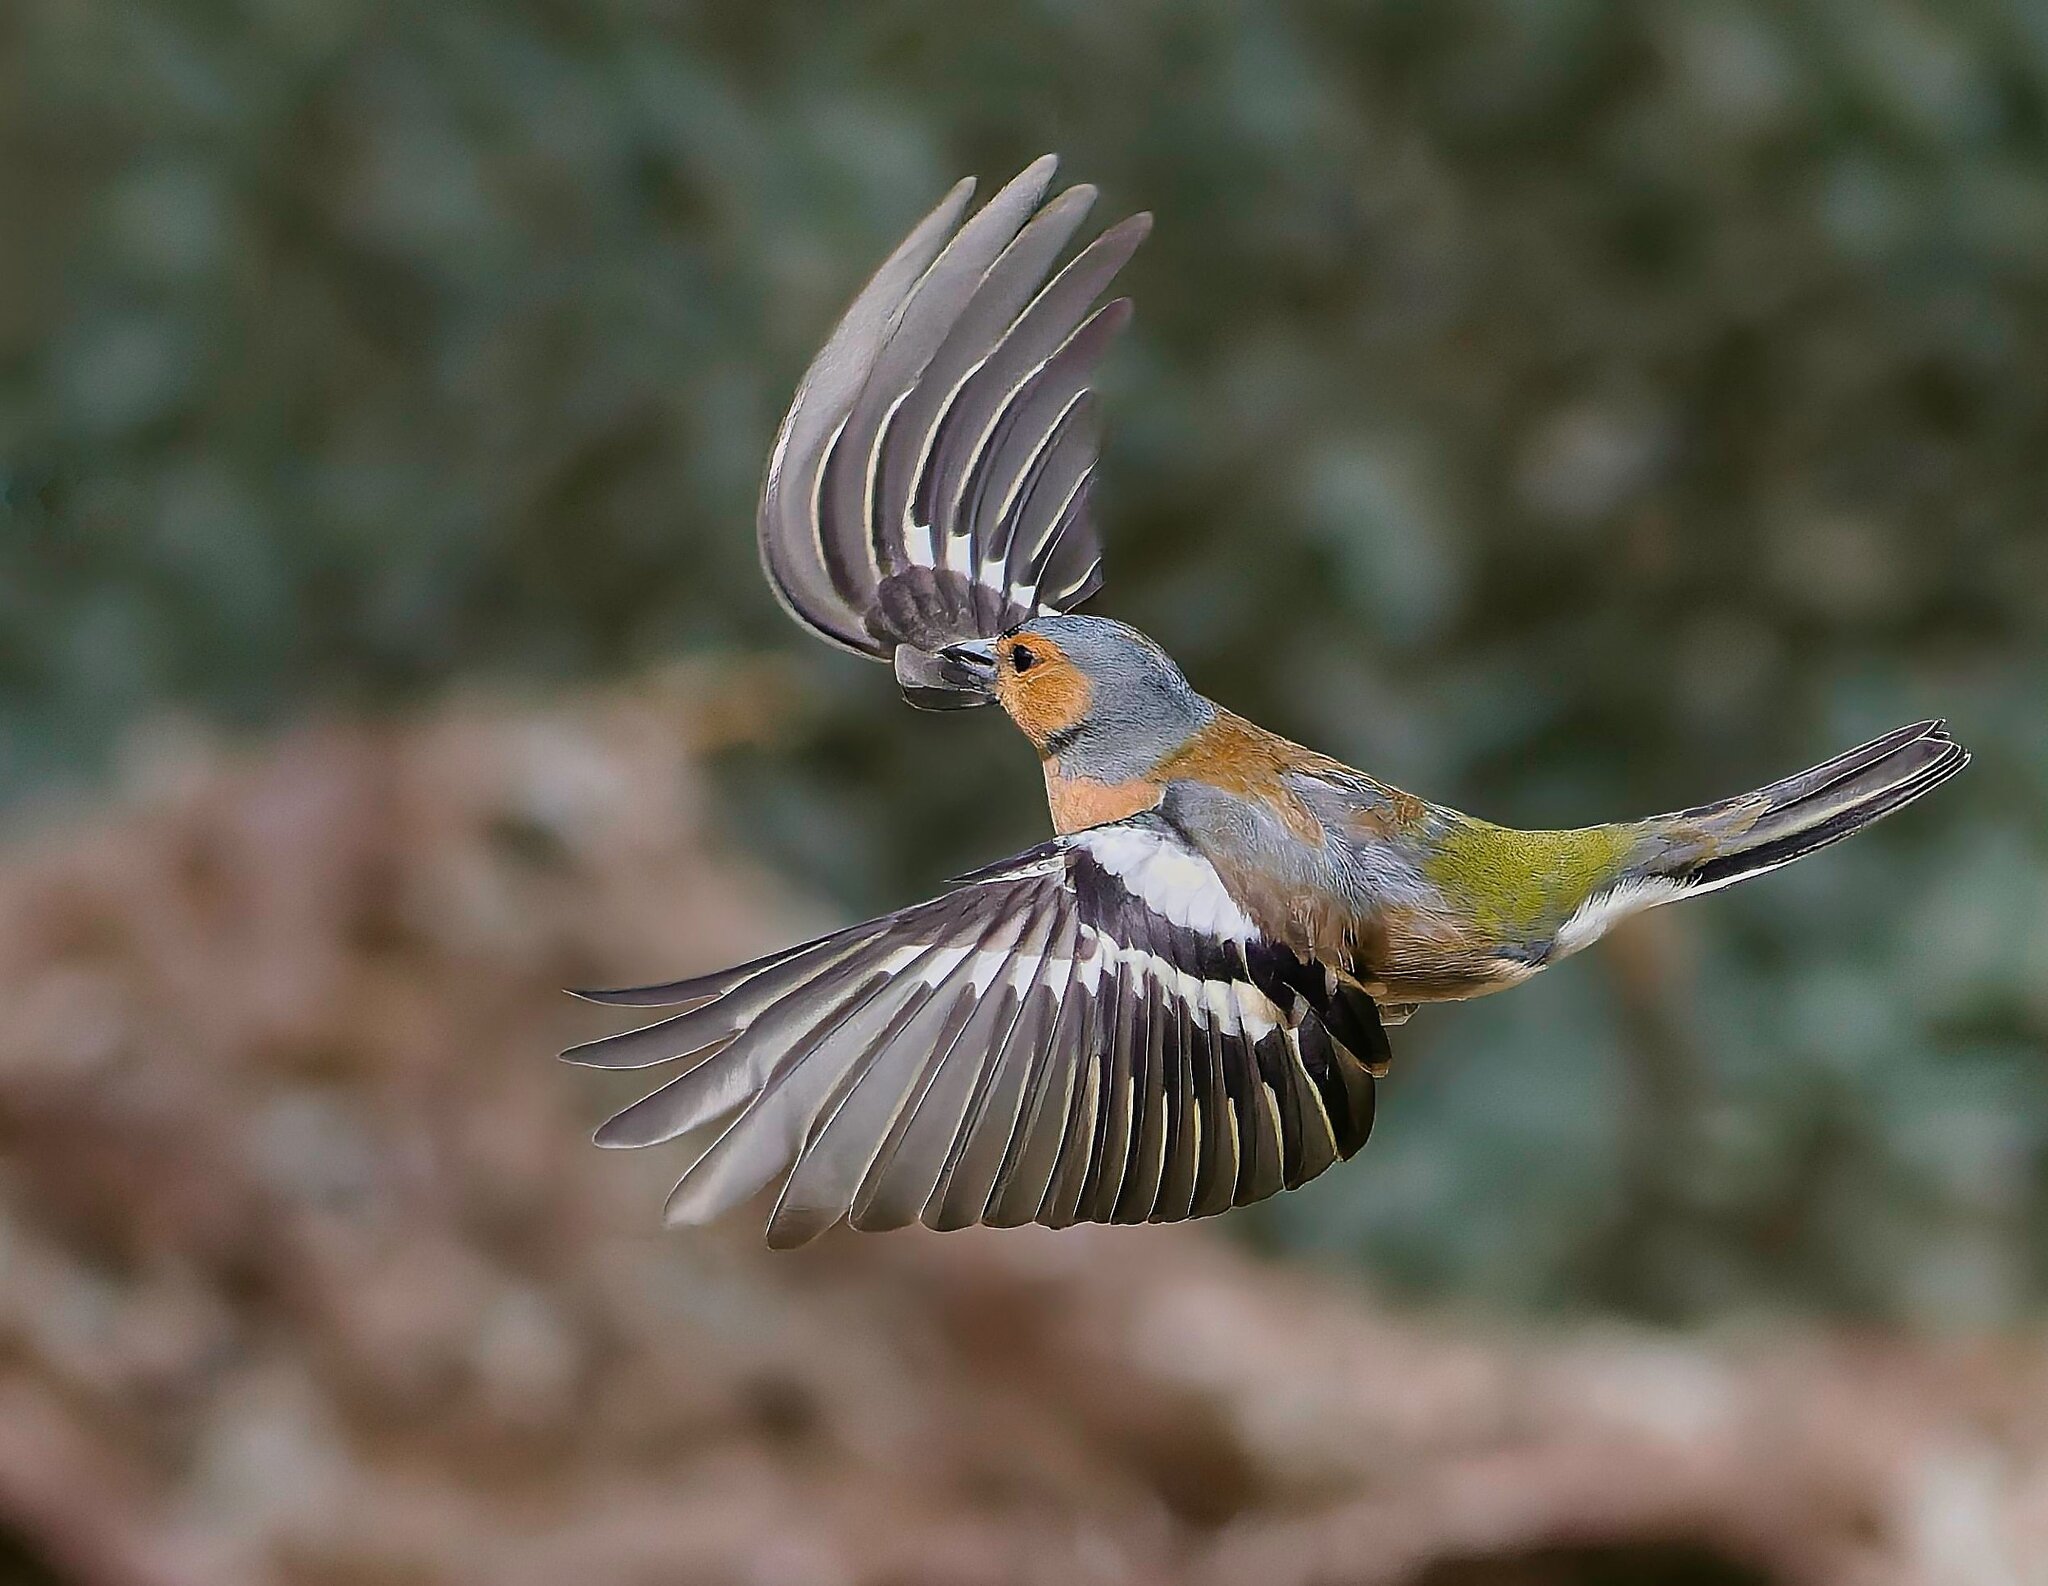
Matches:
[568,156,1967,1247]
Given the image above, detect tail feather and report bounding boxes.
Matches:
[1668,719,1967,894]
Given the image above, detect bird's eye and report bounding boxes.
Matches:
[1010,644,1038,673]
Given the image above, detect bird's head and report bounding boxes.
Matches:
[918,615,1214,780]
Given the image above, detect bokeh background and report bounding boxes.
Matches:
[3,2,2045,1582]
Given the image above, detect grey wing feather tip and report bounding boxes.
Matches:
[565,986,714,1009]
[758,177,979,657]
[757,158,1146,663]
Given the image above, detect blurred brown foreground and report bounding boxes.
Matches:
[0,673,2040,1586]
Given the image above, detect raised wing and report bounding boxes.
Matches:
[757,154,1149,666]
[566,814,1385,1247]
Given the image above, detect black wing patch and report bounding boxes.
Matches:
[566,815,1383,1246]
[757,155,1149,661]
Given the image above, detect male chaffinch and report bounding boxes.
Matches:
[568,157,1967,1247]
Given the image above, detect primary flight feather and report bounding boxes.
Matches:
[569,157,1967,1247]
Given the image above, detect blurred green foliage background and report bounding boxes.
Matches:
[4,0,2044,1325]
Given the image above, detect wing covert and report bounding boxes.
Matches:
[567,815,1384,1245]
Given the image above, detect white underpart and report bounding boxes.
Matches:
[1554,875,1691,957]
[1071,827,1258,944]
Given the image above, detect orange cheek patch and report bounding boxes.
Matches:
[994,642,1092,751]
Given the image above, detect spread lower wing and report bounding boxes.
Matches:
[757,154,1148,666]
[565,814,1385,1247]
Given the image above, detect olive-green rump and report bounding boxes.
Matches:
[1420,818,1641,940]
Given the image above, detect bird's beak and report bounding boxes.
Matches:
[894,641,997,710]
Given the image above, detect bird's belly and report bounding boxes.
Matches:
[1350,903,1548,1005]
[1364,961,1540,1005]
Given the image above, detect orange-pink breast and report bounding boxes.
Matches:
[1042,765,1162,835]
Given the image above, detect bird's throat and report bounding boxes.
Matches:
[1042,762,1162,835]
